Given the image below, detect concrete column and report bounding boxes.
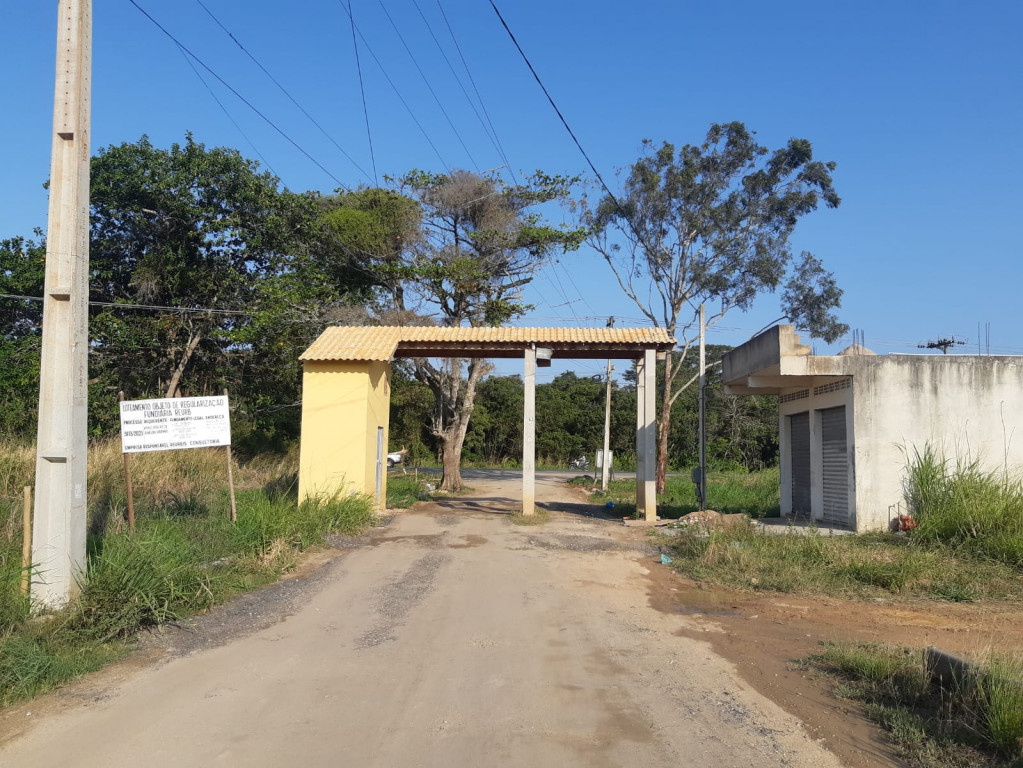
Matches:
[32,0,92,608]
[779,410,792,516]
[523,346,536,516]
[640,348,658,521]
[635,354,646,513]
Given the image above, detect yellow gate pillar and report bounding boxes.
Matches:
[298,360,392,508]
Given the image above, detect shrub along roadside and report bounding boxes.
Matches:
[0,489,375,707]
[807,642,1023,767]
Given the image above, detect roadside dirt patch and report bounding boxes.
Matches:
[643,559,1023,768]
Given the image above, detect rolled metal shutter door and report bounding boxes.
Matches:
[789,412,811,516]
[821,406,849,526]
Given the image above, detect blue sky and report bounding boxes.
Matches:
[3,1,1021,381]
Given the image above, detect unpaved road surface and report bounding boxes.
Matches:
[2,471,852,767]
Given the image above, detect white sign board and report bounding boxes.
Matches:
[119,396,231,454]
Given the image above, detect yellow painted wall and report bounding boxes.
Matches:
[298,360,391,509]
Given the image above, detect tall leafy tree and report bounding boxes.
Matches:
[394,169,584,490]
[584,122,847,491]
[88,134,314,405]
[0,234,46,436]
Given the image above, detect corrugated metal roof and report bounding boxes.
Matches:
[300,327,404,362]
[300,326,674,361]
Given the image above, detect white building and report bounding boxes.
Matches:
[722,326,1023,531]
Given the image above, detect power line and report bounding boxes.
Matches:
[1,292,252,316]
[435,0,517,185]
[127,0,351,191]
[487,0,622,213]
[194,0,373,184]
[175,43,278,178]
[374,0,479,172]
[347,0,378,185]
[335,0,450,171]
[410,0,514,182]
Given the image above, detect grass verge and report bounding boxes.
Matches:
[508,508,550,526]
[632,456,1023,603]
[588,468,781,519]
[807,642,1023,767]
[385,476,428,509]
[0,440,375,708]
[657,523,1023,601]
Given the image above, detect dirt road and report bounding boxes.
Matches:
[2,471,849,767]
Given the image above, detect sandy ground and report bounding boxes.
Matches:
[0,470,855,768]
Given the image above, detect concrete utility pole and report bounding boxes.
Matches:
[697,304,707,510]
[32,0,92,608]
[600,317,614,491]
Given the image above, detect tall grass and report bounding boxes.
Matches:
[662,523,1020,600]
[811,643,1023,766]
[905,444,1023,567]
[0,438,374,707]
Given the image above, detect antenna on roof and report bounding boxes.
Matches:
[917,336,966,355]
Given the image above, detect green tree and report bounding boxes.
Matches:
[464,375,524,465]
[535,372,605,464]
[584,122,847,491]
[0,235,46,436]
[88,134,314,405]
[393,169,584,490]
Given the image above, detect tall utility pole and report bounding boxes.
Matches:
[32,0,92,608]
[917,337,965,355]
[697,304,707,510]
[600,317,614,491]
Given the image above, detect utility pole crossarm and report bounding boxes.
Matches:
[917,336,966,355]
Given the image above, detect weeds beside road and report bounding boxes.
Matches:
[0,440,419,707]
[807,643,1023,767]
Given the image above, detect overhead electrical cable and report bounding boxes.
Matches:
[551,261,598,316]
[487,0,691,328]
[127,0,351,191]
[487,0,622,213]
[373,0,480,172]
[194,0,373,184]
[436,0,517,185]
[347,0,379,185]
[410,0,513,181]
[335,0,450,171]
[174,43,278,178]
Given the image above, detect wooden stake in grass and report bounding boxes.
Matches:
[225,389,237,523]
[119,392,136,532]
[21,485,32,595]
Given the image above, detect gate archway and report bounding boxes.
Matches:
[297,326,675,521]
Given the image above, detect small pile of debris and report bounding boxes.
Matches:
[666,510,754,533]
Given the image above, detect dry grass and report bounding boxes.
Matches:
[0,438,299,527]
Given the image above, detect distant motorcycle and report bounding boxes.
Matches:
[568,455,591,472]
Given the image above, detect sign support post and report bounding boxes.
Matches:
[21,487,32,596]
[224,389,237,523]
[118,392,136,532]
